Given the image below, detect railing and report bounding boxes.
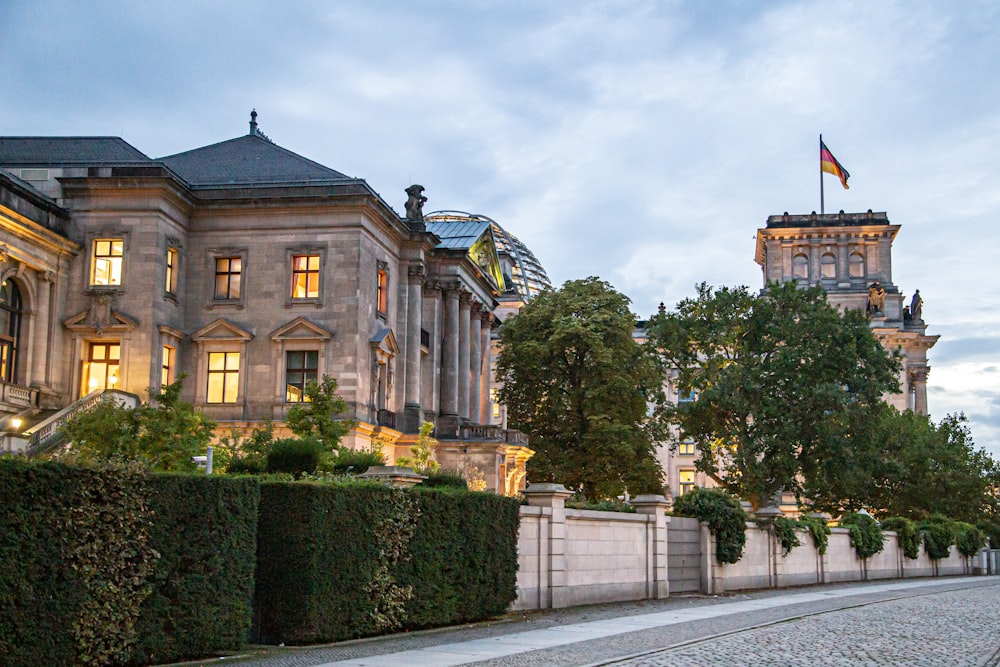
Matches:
[376,408,397,430]
[453,424,529,446]
[504,429,529,446]
[0,381,38,409]
[24,389,140,456]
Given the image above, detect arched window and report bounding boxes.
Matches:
[849,252,865,278]
[792,254,809,282]
[0,280,23,383]
[821,253,837,280]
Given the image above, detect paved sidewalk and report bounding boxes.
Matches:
[220,577,1000,667]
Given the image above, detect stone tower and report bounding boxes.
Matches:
[755,211,938,414]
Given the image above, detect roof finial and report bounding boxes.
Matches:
[249,109,258,136]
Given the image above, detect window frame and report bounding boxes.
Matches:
[376,263,389,319]
[206,248,248,309]
[165,246,179,295]
[284,349,319,403]
[89,237,125,288]
[285,246,326,307]
[206,351,241,404]
[678,469,696,496]
[80,340,121,397]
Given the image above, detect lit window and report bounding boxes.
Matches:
[285,350,318,402]
[678,439,696,456]
[165,247,178,294]
[0,280,23,383]
[82,342,120,397]
[214,257,242,300]
[207,351,240,403]
[161,345,175,387]
[91,239,124,286]
[678,470,696,496]
[376,269,388,316]
[821,253,836,280]
[291,255,320,299]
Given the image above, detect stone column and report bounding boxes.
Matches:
[479,311,492,423]
[632,495,671,599]
[468,302,482,425]
[808,243,820,285]
[403,264,424,432]
[457,291,471,422]
[31,270,54,388]
[910,367,929,415]
[421,280,442,422]
[440,286,460,428]
[522,483,573,609]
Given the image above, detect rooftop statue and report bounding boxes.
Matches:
[910,289,923,320]
[867,281,885,314]
[405,184,427,222]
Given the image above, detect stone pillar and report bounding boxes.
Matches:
[808,244,820,285]
[837,243,850,287]
[403,264,424,432]
[457,291,471,422]
[632,495,671,599]
[31,270,54,388]
[910,367,929,415]
[468,302,482,425]
[522,483,573,609]
[440,286,460,432]
[479,311,492,424]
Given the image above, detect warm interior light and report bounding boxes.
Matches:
[10,417,22,430]
[108,375,118,386]
[88,378,99,389]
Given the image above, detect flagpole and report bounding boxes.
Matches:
[819,133,825,215]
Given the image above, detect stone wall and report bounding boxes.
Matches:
[514,488,987,609]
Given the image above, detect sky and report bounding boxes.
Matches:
[3,0,999,457]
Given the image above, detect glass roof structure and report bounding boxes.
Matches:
[425,211,551,301]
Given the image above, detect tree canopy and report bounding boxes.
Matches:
[496,277,666,501]
[645,281,901,510]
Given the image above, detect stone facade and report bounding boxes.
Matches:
[0,120,539,493]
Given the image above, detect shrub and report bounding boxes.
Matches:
[880,517,920,560]
[254,479,518,644]
[772,516,802,556]
[396,421,440,475]
[839,512,884,560]
[422,469,469,490]
[918,514,956,560]
[976,518,1000,550]
[325,448,385,475]
[798,515,831,555]
[266,437,322,477]
[566,498,636,513]
[672,487,747,564]
[955,521,987,557]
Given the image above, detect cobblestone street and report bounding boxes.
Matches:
[601,584,1000,667]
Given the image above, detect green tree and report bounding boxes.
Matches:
[59,376,215,472]
[497,277,666,501]
[285,375,354,452]
[646,281,900,510]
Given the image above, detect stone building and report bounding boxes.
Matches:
[659,210,938,502]
[0,114,544,494]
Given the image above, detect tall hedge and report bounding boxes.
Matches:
[130,474,259,665]
[255,481,519,645]
[0,459,258,667]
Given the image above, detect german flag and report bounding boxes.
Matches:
[820,140,850,189]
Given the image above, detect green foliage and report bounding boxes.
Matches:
[254,480,518,644]
[839,512,885,560]
[132,474,259,665]
[566,498,636,513]
[219,421,276,474]
[672,487,747,564]
[647,281,900,510]
[58,376,215,472]
[0,460,256,666]
[324,448,386,475]
[285,376,354,451]
[797,515,831,556]
[772,516,802,557]
[497,277,666,501]
[880,517,921,560]
[396,421,440,475]
[955,521,987,557]
[266,437,323,478]
[918,514,957,560]
[422,469,469,490]
[977,518,1000,550]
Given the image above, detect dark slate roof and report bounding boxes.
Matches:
[0,137,150,164]
[159,134,352,188]
[425,218,491,251]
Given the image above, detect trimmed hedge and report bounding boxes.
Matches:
[672,487,747,564]
[255,481,519,644]
[0,459,258,667]
[131,474,259,665]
